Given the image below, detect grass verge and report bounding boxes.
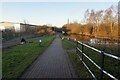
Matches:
[2,35,55,79]
[62,39,92,78]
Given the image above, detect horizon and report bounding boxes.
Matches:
[1,2,117,27]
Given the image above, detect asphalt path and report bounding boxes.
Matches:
[21,35,76,78]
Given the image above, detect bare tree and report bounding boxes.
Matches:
[111,4,118,27]
[95,10,103,36]
[23,20,29,34]
[84,9,90,23]
[88,9,97,36]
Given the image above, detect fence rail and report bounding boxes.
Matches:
[63,36,120,80]
[76,41,120,80]
[77,41,120,61]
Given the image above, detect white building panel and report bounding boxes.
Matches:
[0,26,5,30]
[14,24,20,32]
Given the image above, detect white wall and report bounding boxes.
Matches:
[0,26,5,31]
[14,24,20,32]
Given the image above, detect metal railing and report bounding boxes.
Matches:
[62,36,120,80]
[76,41,120,80]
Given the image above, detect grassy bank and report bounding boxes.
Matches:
[92,44,119,57]
[62,39,119,79]
[2,35,55,79]
[62,40,92,78]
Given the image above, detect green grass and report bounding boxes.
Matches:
[62,40,92,78]
[62,39,120,79]
[62,40,76,49]
[93,44,119,57]
[2,35,55,79]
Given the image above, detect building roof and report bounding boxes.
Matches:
[0,22,19,26]
[0,21,37,27]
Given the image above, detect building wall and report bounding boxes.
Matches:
[0,26,5,31]
[29,25,36,31]
[0,22,36,32]
[20,24,26,32]
[0,22,15,31]
[14,24,20,32]
[4,26,15,31]
[14,23,26,32]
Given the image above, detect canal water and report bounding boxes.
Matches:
[68,34,120,57]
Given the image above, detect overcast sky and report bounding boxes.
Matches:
[1,2,117,27]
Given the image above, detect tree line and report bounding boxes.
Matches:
[62,4,118,40]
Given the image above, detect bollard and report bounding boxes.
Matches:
[39,39,42,46]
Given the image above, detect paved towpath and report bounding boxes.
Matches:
[21,35,76,78]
